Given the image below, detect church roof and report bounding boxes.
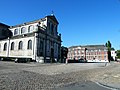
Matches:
[0,23,10,27]
[10,15,59,28]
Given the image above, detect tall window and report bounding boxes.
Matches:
[21,27,26,34]
[3,43,7,51]
[48,22,50,30]
[27,40,32,49]
[14,29,18,35]
[55,25,57,35]
[40,41,43,56]
[11,42,14,50]
[18,41,23,50]
[51,24,54,35]
[28,25,34,32]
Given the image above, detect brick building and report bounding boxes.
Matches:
[67,45,108,62]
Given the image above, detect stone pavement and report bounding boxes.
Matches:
[0,61,120,90]
[92,62,120,90]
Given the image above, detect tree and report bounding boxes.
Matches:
[111,48,115,50]
[106,40,112,51]
[105,40,112,62]
[116,50,120,59]
[61,46,68,63]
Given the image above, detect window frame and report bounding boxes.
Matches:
[28,25,34,33]
[3,43,7,51]
[11,42,14,50]
[14,29,18,35]
[27,40,32,50]
[21,27,26,34]
[18,41,23,50]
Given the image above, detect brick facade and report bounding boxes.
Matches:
[67,45,108,62]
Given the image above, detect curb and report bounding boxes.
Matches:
[96,82,120,90]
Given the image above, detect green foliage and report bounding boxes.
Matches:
[105,40,112,51]
[61,46,68,63]
[61,46,68,58]
[105,40,113,62]
[108,40,111,48]
[116,50,120,59]
[111,47,115,50]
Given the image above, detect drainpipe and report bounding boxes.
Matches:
[7,37,10,57]
[33,33,38,62]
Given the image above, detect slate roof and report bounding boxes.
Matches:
[0,23,10,27]
[69,45,106,50]
[9,15,58,29]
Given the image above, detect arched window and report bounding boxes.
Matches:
[21,27,26,34]
[14,29,18,35]
[27,40,32,50]
[51,24,54,35]
[28,25,34,32]
[48,22,50,30]
[11,42,14,50]
[3,43,7,51]
[18,41,23,50]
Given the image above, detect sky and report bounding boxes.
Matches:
[0,0,120,50]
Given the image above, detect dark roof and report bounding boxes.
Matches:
[0,23,10,27]
[9,18,45,28]
[10,15,59,28]
[69,45,106,50]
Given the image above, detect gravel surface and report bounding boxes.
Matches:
[0,61,120,90]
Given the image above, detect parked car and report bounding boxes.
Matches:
[15,58,28,63]
[78,59,87,63]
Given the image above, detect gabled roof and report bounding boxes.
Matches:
[46,15,59,24]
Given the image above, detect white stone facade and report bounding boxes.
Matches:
[0,15,61,63]
[111,50,116,60]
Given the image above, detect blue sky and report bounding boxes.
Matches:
[0,0,120,50]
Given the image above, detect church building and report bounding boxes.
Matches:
[0,15,62,63]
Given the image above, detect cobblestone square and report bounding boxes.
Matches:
[0,61,120,90]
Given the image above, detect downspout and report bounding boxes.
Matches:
[33,33,35,60]
[33,33,38,61]
[7,37,10,57]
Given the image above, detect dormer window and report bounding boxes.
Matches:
[28,25,34,32]
[21,27,26,34]
[14,29,18,35]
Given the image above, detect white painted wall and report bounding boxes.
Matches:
[111,50,116,60]
[9,36,34,58]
